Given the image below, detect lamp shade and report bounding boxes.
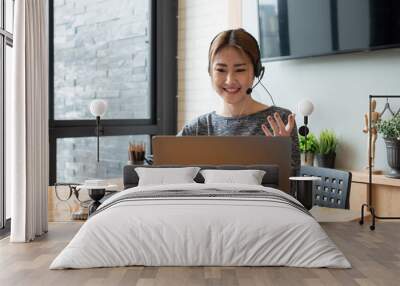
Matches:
[297,99,314,116]
[90,99,108,117]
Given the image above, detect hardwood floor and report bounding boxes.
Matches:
[0,221,399,286]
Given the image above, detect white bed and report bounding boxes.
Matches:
[50,183,351,269]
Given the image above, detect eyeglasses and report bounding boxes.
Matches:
[54,183,83,202]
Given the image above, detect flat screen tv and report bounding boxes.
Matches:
[258,0,400,61]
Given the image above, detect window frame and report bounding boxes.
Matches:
[49,0,178,185]
[1,0,13,232]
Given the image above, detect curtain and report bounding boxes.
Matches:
[10,0,49,242]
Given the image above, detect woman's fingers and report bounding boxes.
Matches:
[261,124,273,136]
[274,112,286,132]
[264,113,296,137]
[267,115,279,135]
[286,113,296,133]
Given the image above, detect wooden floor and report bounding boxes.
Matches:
[0,221,399,286]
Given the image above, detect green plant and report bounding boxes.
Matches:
[376,115,400,139]
[298,133,318,153]
[317,129,338,155]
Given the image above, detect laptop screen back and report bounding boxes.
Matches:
[152,136,292,192]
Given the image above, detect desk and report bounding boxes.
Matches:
[350,171,400,217]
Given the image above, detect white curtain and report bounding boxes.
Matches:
[10,0,49,242]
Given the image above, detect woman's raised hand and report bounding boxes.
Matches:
[261,112,296,137]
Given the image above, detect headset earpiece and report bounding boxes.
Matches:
[252,43,263,78]
[255,61,261,78]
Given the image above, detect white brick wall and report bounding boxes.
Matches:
[54,0,152,183]
[177,0,231,131]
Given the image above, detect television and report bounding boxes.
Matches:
[258,0,400,61]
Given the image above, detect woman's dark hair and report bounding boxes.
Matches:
[208,28,262,77]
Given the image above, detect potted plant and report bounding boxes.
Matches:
[299,133,318,166]
[316,129,338,168]
[376,115,400,178]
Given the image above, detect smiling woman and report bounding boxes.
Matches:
[178,28,300,175]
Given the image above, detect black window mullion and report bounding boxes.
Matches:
[52,119,153,128]
[48,0,54,125]
[155,0,178,135]
[48,132,57,191]
[51,125,160,138]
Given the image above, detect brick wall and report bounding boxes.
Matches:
[54,0,151,182]
[177,0,231,131]
[53,0,150,120]
[56,135,150,183]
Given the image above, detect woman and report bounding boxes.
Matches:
[178,28,300,175]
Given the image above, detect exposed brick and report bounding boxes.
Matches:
[54,0,151,182]
[57,135,150,183]
[177,0,229,130]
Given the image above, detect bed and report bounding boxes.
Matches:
[50,165,351,269]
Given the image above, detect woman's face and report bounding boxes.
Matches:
[210,46,255,104]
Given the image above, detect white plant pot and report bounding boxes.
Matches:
[301,152,314,166]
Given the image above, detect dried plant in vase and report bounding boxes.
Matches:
[128,142,146,165]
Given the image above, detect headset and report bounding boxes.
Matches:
[208,29,275,106]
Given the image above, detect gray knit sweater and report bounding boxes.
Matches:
[177,106,300,175]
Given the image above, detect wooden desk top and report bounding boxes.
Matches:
[351,170,400,187]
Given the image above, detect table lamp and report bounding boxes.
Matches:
[89,99,108,162]
[297,99,314,164]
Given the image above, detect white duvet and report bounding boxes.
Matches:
[50,183,351,269]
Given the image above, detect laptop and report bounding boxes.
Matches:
[152,136,292,192]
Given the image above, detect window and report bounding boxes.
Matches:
[1,0,14,232]
[53,0,152,121]
[50,0,177,184]
[56,135,150,183]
